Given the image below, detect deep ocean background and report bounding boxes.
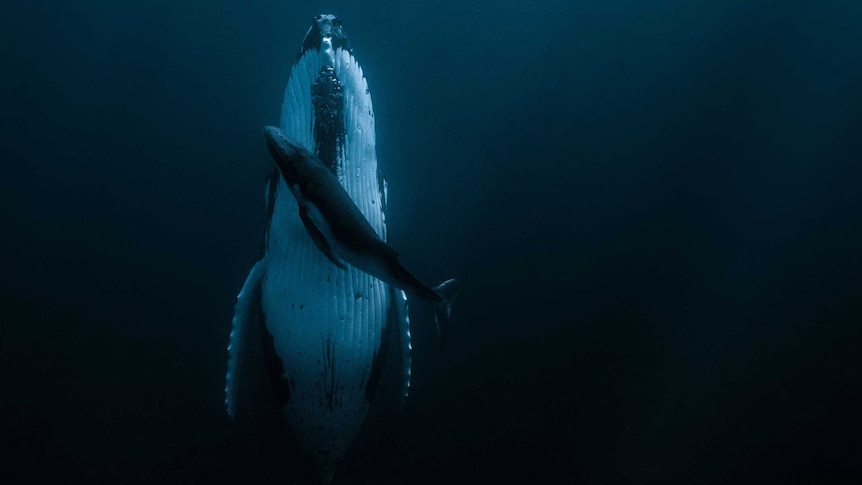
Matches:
[2,1,861,483]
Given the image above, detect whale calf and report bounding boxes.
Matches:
[264,125,457,343]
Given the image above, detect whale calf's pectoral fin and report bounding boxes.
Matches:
[299,205,347,269]
[225,259,267,418]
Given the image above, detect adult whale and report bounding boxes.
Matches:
[224,15,422,484]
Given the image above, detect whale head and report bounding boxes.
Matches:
[299,14,351,60]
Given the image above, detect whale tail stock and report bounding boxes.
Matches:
[431,279,458,346]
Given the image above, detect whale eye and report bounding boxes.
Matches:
[314,14,321,20]
[333,18,342,26]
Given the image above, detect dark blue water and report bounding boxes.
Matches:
[2,1,861,483]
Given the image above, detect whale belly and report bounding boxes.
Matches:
[260,45,393,477]
[262,190,389,470]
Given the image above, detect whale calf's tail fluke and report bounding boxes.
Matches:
[432,279,458,346]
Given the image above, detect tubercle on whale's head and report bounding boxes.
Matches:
[298,14,351,61]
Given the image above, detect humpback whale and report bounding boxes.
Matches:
[264,125,456,342]
[225,14,425,484]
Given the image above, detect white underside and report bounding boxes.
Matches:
[262,47,389,470]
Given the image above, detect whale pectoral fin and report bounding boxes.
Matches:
[225,259,267,419]
[366,287,412,408]
[299,205,347,269]
[392,288,412,406]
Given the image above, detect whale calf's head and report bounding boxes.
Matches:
[299,14,350,60]
[264,126,301,185]
[264,125,323,187]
